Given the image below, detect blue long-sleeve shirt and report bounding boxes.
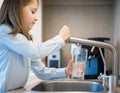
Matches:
[0,24,66,92]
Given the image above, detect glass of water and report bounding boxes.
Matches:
[72,46,88,80]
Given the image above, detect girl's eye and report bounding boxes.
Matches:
[32,10,35,14]
[31,9,37,14]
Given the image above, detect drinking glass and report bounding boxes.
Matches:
[72,47,88,80]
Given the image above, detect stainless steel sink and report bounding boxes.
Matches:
[31,80,105,92]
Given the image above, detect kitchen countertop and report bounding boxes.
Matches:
[6,74,41,93]
[6,88,120,93]
[6,74,120,93]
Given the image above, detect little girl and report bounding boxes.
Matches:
[0,0,85,92]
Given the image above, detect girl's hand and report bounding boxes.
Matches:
[59,25,70,43]
[65,60,86,77]
[65,60,73,76]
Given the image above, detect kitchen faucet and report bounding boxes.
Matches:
[69,37,118,89]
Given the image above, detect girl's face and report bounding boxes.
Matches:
[22,0,38,31]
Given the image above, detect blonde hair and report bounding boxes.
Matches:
[0,0,39,40]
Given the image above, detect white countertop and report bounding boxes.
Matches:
[6,74,42,93]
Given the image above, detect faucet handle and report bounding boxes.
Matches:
[98,73,104,80]
[98,74,117,92]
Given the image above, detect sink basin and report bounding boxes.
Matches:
[31,80,104,92]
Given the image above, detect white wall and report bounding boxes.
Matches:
[30,0,42,42]
[0,0,3,8]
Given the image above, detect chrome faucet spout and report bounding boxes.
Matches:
[69,37,118,86]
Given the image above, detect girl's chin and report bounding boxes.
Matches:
[29,26,33,30]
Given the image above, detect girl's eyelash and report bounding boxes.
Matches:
[32,11,35,13]
[31,9,37,14]
[32,10,36,14]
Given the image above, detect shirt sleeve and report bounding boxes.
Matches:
[31,59,66,80]
[0,25,65,60]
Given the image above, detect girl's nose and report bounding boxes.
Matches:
[34,14,38,21]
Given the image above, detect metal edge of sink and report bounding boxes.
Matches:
[25,91,108,93]
[25,79,107,93]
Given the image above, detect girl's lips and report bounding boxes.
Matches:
[31,22,35,26]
